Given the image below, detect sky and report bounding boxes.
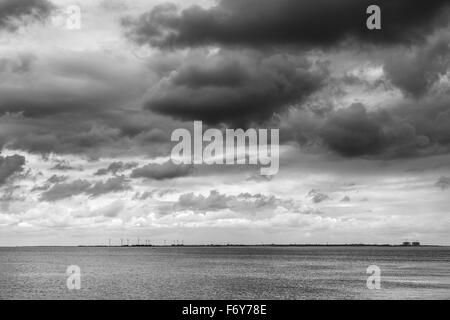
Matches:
[0,0,450,246]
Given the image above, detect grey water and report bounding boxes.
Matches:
[0,246,449,300]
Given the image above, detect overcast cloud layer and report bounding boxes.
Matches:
[0,0,450,246]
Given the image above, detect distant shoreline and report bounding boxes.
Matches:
[1,244,447,248]
[80,244,445,248]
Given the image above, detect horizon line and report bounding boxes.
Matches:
[1,243,448,248]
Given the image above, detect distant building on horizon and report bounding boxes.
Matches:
[402,241,421,246]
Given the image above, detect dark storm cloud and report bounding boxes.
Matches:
[0,50,178,157]
[279,101,421,158]
[144,50,327,125]
[0,154,25,185]
[299,92,450,158]
[384,36,450,97]
[123,0,450,49]
[6,118,124,157]
[0,50,165,157]
[0,52,146,118]
[0,111,176,158]
[0,1,448,165]
[318,102,432,158]
[131,160,193,180]
[383,96,450,157]
[0,0,54,31]
[40,176,130,201]
[321,103,386,157]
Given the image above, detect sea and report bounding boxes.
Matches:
[0,246,449,300]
